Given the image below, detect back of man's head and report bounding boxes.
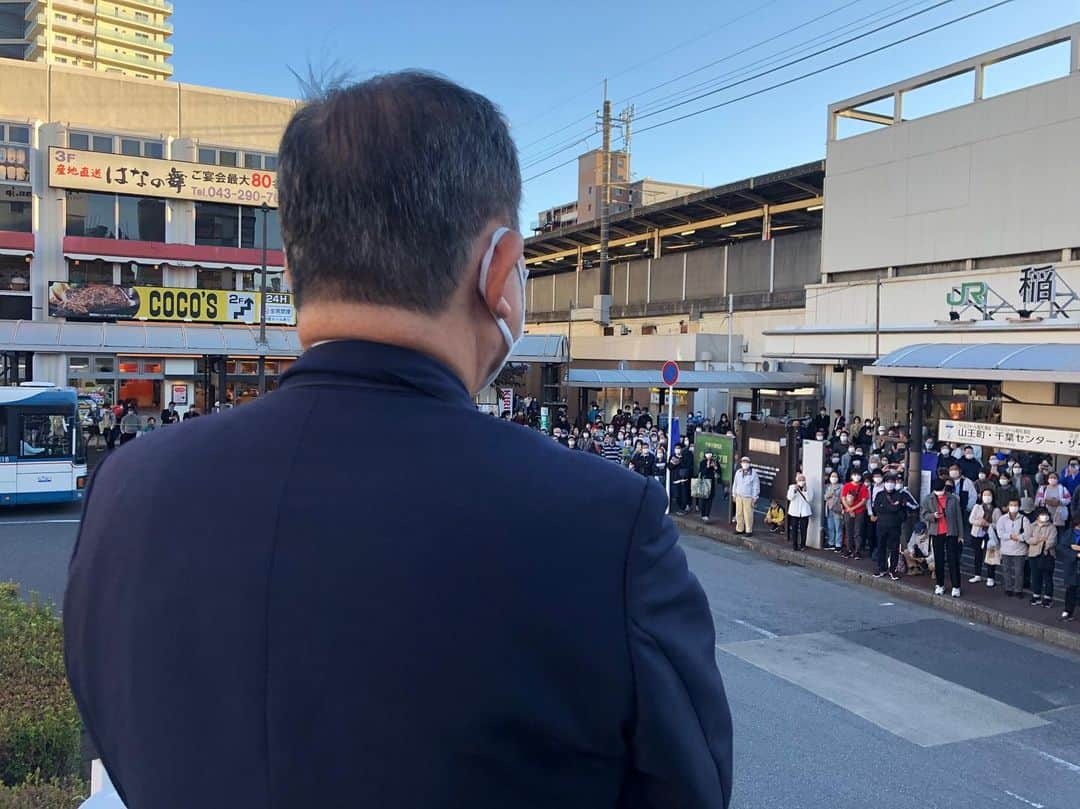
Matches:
[278,71,521,312]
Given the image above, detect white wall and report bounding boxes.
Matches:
[823,72,1080,274]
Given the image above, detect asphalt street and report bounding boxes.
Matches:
[1,510,1078,809]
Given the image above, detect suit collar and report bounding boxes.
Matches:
[280,340,473,406]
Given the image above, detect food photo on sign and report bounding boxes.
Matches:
[49,281,139,318]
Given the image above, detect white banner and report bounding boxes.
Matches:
[938,420,1080,456]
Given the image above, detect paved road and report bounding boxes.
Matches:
[2,512,1078,808]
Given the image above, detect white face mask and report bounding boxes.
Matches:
[884,482,896,491]
[741,462,750,469]
[476,227,527,390]
[982,494,993,504]
[830,476,839,483]
[1008,506,1019,514]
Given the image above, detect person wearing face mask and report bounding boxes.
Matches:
[732,456,761,535]
[1060,457,1080,497]
[921,478,964,597]
[630,441,653,476]
[956,446,981,482]
[824,471,844,551]
[969,490,1001,587]
[864,471,886,560]
[812,407,830,436]
[1059,517,1080,621]
[935,445,955,472]
[841,471,869,559]
[1035,473,1072,539]
[1026,508,1058,608]
[698,451,721,522]
[997,499,1030,598]
[668,445,691,514]
[872,474,911,580]
[653,444,668,490]
[786,473,813,551]
[602,433,623,464]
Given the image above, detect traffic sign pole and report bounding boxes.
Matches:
[660,361,679,515]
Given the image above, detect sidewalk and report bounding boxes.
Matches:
[673,510,1080,654]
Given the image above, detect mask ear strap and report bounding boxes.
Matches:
[477,227,511,306]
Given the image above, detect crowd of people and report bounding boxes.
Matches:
[87,400,203,450]
[505,400,1080,621]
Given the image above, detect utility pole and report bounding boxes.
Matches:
[257,203,269,396]
[874,270,881,417]
[598,81,612,297]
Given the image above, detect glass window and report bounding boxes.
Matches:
[144,141,163,159]
[94,356,114,373]
[244,153,261,169]
[6,126,30,144]
[0,255,31,291]
[20,414,73,459]
[68,259,114,285]
[69,132,90,150]
[120,138,141,156]
[218,151,237,167]
[264,156,277,171]
[195,202,239,248]
[1056,384,1080,407]
[92,135,113,154]
[67,192,116,238]
[241,206,283,250]
[69,356,90,373]
[196,269,228,290]
[198,148,216,165]
[0,185,32,232]
[117,195,165,242]
[120,262,163,287]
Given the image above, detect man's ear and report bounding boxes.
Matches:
[482,230,524,317]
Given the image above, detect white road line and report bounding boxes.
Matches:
[0,519,81,526]
[879,602,895,606]
[729,618,778,639]
[1004,790,1045,808]
[1011,740,1080,775]
[720,632,1047,747]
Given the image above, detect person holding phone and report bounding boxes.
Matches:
[921,478,964,597]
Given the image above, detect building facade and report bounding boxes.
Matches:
[0,57,297,414]
[9,0,174,80]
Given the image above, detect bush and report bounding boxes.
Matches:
[0,583,82,788]
[0,774,86,809]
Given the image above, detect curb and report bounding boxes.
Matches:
[675,516,1080,655]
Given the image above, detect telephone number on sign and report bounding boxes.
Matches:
[194,187,278,205]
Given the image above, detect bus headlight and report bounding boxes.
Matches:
[76,476,87,490]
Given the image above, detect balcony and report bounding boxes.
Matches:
[51,36,96,57]
[96,25,173,54]
[51,0,97,16]
[119,0,174,13]
[96,47,173,76]
[96,6,173,35]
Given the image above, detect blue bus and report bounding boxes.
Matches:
[0,383,88,505]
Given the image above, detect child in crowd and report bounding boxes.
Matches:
[765,501,786,534]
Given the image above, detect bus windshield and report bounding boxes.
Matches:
[19,413,76,460]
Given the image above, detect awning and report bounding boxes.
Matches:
[65,253,274,272]
[864,343,1080,384]
[566,368,817,390]
[509,334,567,363]
[0,320,301,357]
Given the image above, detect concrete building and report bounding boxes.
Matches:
[0,57,297,412]
[10,0,174,80]
[764,23,1080,433]
[535,147,702,233]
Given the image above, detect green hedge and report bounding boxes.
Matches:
[0,583,82,791]
[0,774,86,809]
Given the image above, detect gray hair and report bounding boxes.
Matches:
[277,71,521,312]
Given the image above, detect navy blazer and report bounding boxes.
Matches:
[65,340,733,809]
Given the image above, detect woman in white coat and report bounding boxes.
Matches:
[786,473,813,552]
[969,490,1001,587]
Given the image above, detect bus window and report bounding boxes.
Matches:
[19,414,74,459]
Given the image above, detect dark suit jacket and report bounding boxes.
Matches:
[65,340,733,809]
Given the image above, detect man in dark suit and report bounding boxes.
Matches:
[64,71,732,809]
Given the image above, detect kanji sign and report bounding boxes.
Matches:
[938,420,1080,456]
[1019,265,1057,307]
[48,147,277,208]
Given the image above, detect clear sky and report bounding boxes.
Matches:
[172,0,1077,231]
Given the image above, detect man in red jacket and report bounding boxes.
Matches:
[842,470,870,559]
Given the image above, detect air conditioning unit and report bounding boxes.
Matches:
[592,294,611,325]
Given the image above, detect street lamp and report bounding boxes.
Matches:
[257,202,269,396]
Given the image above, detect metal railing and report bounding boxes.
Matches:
[95,25,173,54]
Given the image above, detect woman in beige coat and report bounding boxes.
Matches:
[1026,510,1058,608]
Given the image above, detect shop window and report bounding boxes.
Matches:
[196,269,228,290]
[19,413,73,459]
[119,262,163,287]
[195,202,240,248]
[0,255,31,292]
[0,125,30,145]
[1056,384,1080,407]
[0,296,30,319]
[144,142,163,159]
[0,189,32,231]
[67,192,116,238]
[69,356,91,373]
[120,138,141,156]
[94,356,114,373]
[240,206,283,250]
[117,195,165,242]
[68,259,114,285]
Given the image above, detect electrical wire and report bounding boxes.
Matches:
[634,0,1014,135]
[523,155,582,184]
[636,0,960,122]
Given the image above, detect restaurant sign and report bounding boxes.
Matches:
[938,419,1080,456]
[48,147,277,208]
[48,282,295,326]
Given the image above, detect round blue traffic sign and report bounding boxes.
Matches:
[661,360,680,387]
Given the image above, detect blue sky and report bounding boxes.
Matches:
[173,0,1077,230]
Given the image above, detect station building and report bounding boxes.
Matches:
[0,57,298,413]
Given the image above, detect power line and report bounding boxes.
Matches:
[632,0,933,117]
[520,126,597,168]
[636,0,959,123]
[635,0,1015,135]
[523,155,581,185]
[516,111,597,152]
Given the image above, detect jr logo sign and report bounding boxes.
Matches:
[945,282,987,307]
